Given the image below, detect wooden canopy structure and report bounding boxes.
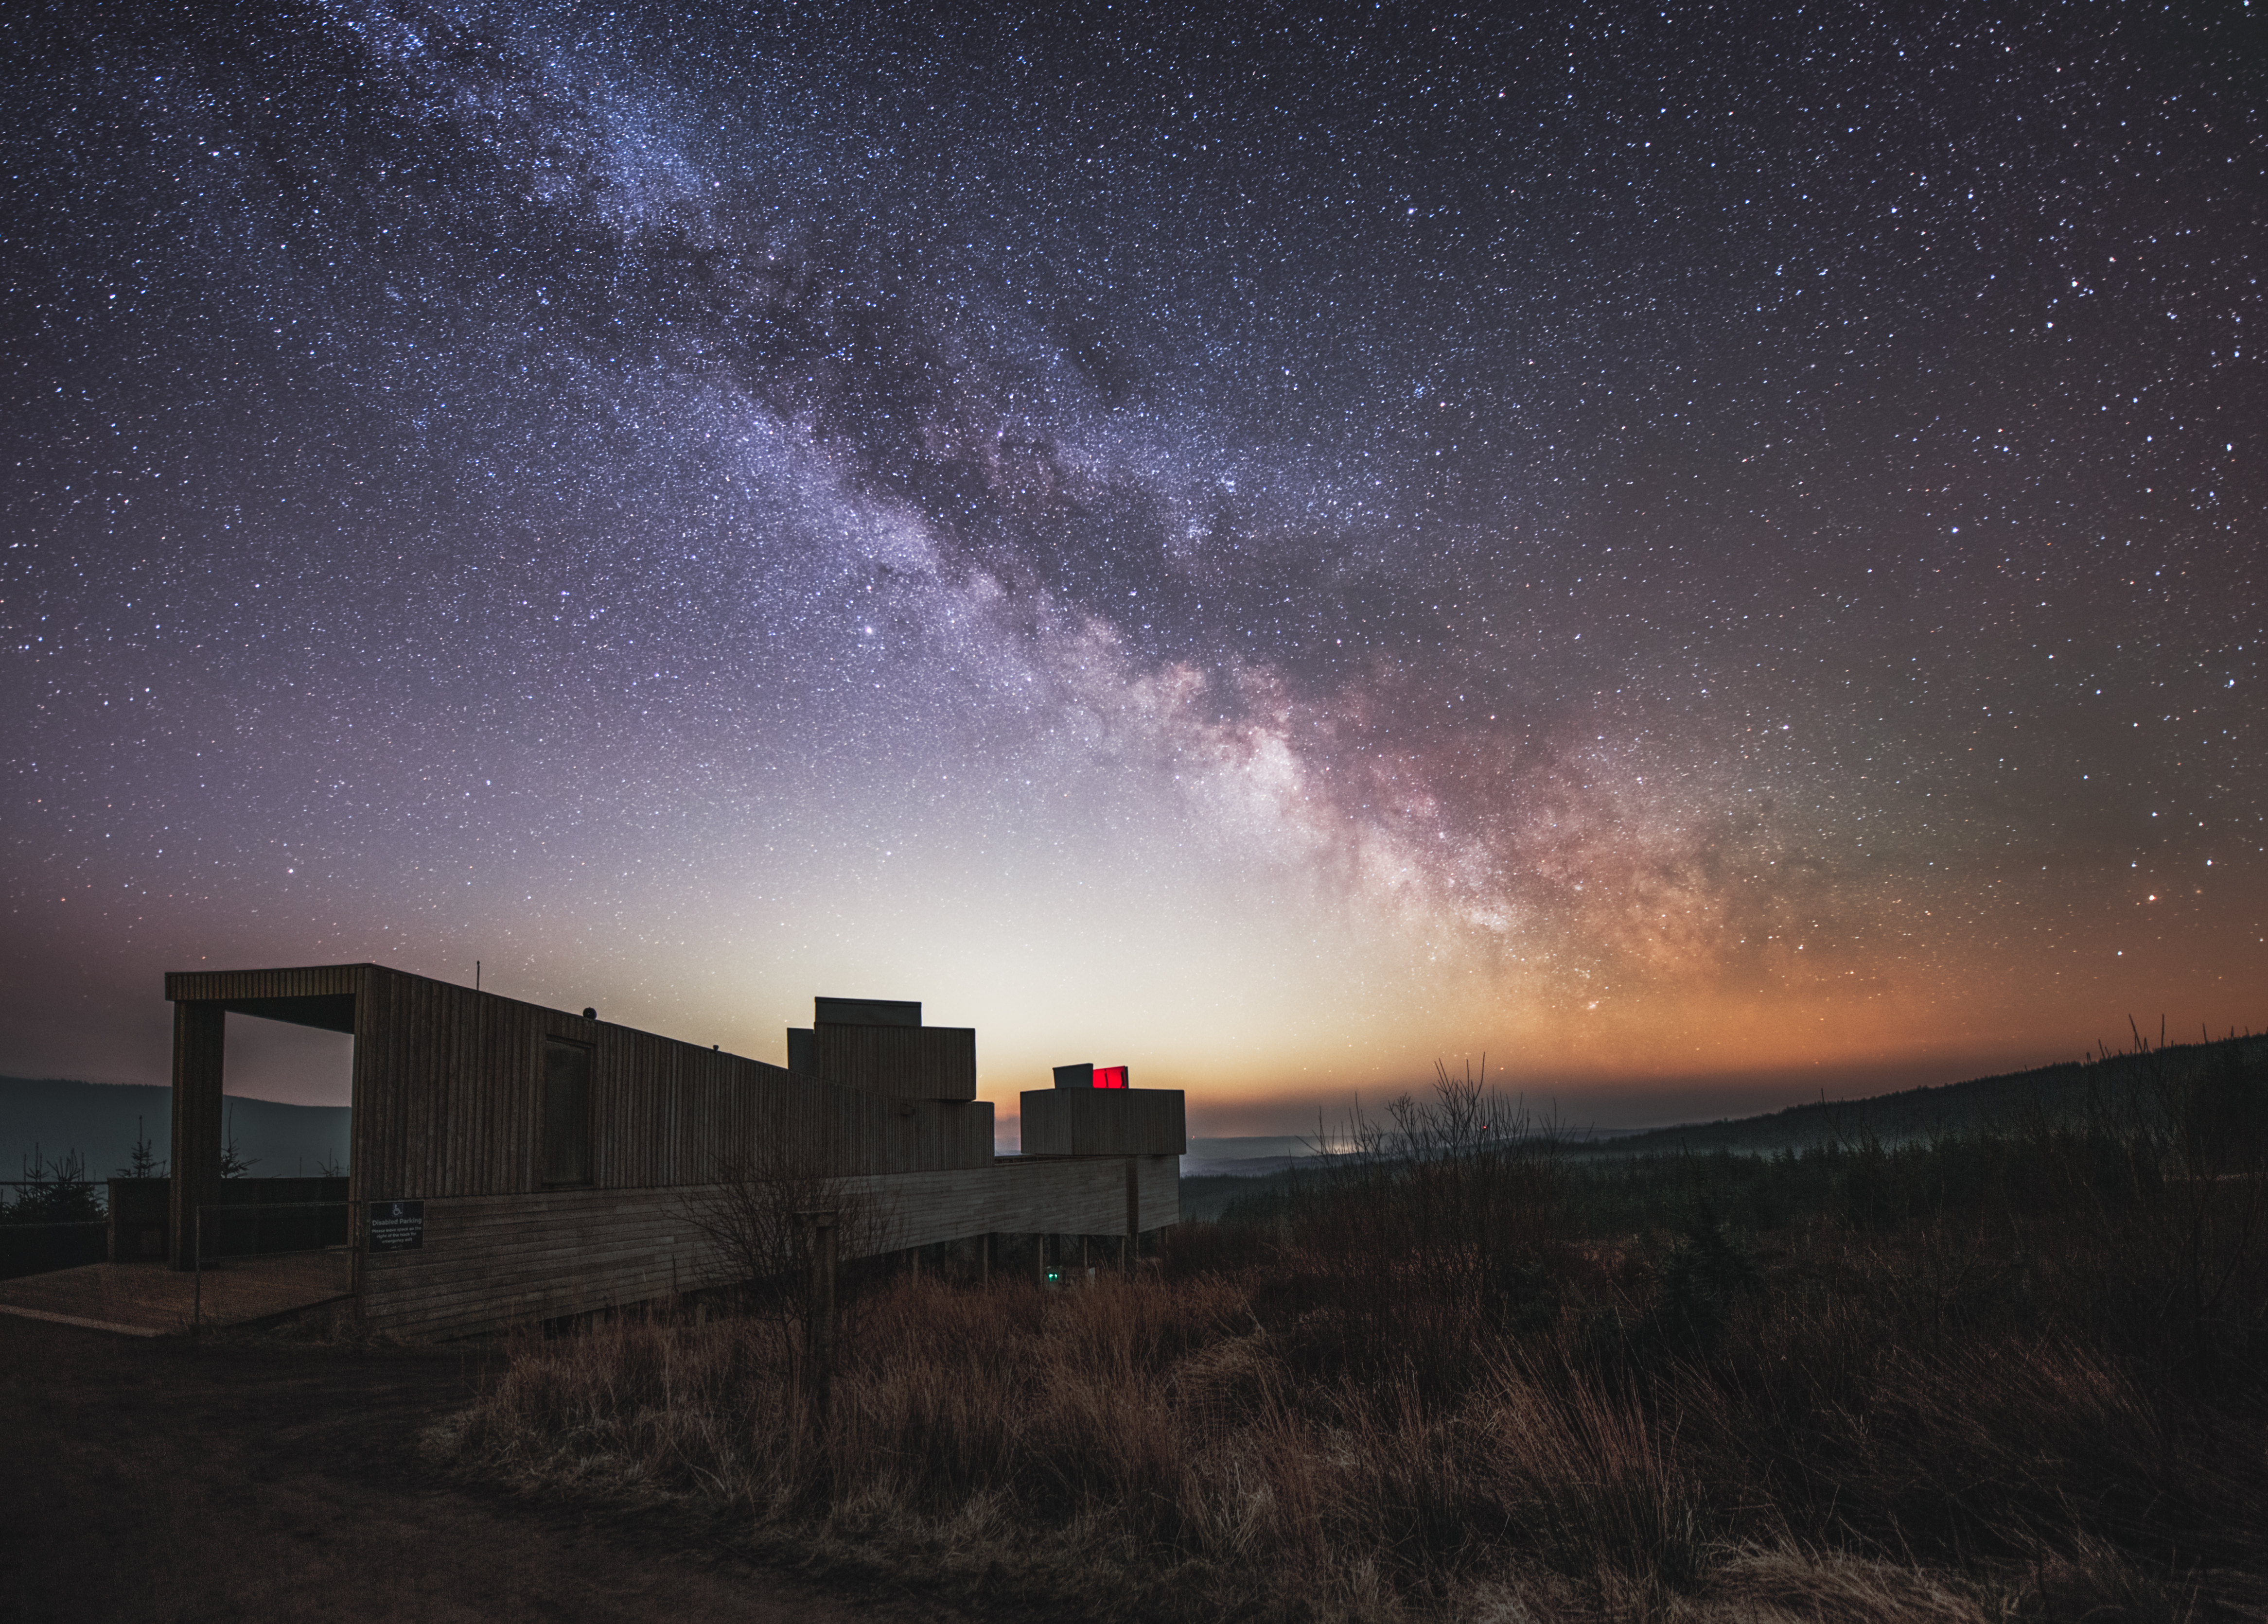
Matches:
[165,963,1184,1338]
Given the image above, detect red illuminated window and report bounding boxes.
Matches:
[1093,1065,1128,1089]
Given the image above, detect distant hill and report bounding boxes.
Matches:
[1182,1136,1327,1177]
[0,1077,350,1183]
[1180,1036,2264,1217]
[1571,1035,2267,1159]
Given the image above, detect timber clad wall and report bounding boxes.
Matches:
[1020,1088,1188,1157]
[166,961,1178,1337]
[811,1023,978,1100]
[364,1155,1179,1340]
[166,965,993,1210]
[348,976,993,1199]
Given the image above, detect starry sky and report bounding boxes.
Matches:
[3,1,2262,1137]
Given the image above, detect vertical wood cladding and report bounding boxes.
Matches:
[811,1024,977,1100]
[1019,1088,1188,1157]
[167,965,996,1207]
[814,997,920,1028]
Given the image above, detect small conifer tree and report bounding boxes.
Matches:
[115,1116,166,1179]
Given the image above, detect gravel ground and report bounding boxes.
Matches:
[0,1314,985,1624]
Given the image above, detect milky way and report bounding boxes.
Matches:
[4,2,2261,1127]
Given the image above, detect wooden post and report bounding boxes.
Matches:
[169,1001,225,1271]
[1124,1156,1140,1276]
[799,1210,838,1420]
[980,1231,991,1288]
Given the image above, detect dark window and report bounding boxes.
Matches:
[542,1038,592,1185]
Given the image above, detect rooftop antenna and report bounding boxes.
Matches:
[475,960,480,992]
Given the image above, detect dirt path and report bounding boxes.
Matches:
[0,1317,981,1623]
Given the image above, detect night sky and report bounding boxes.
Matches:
[4,2,2261,1136]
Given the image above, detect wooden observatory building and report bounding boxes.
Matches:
[163,964,1183,1339]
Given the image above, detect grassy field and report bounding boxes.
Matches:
[447,1034,2268,1621]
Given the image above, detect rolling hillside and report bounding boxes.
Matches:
[1573,1034,2264,1158]
[0,1077,350,1184]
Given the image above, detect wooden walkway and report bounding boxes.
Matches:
[0,1253,353,1337]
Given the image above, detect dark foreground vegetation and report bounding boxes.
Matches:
[0,1313,917,1624]
[450,1034,2268,1622]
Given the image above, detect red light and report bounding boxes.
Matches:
[1093,1065,1128,1089]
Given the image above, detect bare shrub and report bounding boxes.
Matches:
[677,1135,894,1364]
[1280,1062,1573,1392]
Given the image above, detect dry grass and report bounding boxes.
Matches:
[450,1039,2268,1622]
[450,1267,2265,1621]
